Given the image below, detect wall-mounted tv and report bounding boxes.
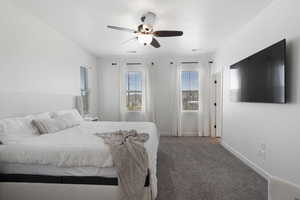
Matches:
[230,39,286,103]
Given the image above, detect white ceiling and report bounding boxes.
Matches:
[11,0,272,57]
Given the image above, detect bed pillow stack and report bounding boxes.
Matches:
[32,113,80,134]
[0,109,83,143]
[0,112,51,144]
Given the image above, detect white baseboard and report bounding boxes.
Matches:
[159,131,200,137]
[159,131,173,136]
[221,141,300,200]
[221,141,271,180]
[269,176,300,200]
[181,131,198,136]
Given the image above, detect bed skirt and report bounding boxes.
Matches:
[0,171,151,200]
[0,172,150,186]
[0,182,120,200]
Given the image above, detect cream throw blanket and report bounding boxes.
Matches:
[96,130,152,200]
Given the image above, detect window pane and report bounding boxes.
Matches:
[181,71,199,111]
[126,71,142,111]
[80,66,88,114]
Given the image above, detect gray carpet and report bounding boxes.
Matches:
[156,137,268,200]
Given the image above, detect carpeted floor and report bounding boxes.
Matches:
[156,137,268,200]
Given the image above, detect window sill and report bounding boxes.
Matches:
[181,110,199,113]
[125,110,145,113]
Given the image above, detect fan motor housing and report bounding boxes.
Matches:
[138,24,153,34]
[141,12,156,26]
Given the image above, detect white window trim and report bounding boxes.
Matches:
[180,69,200,113]
[122,66,146,113]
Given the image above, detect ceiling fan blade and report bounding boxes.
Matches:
[151,38,160,48]
[107,25,137,33]
[153,30,183,37]
[122,37,138,45]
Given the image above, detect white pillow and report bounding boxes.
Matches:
[52,109,83,121]
[31,112,52,119]
[32,118,68,134]
[33,113,80,135]
[54,113,80,128]
[0,112,53,144]
[25,112,53,134]
[0,116,38,144]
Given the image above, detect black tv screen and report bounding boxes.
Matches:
[230,39,286,103]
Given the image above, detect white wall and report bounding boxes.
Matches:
[97,58,121,121]
[0,0,98,114]
[97,55,213,135]
[214,0,300,187]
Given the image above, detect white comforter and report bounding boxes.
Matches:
[0,121,159,197]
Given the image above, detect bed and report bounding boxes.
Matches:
[0,110,159,200]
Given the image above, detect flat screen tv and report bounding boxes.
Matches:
[230,39,286,103]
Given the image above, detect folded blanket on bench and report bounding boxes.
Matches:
[95,130,152,200]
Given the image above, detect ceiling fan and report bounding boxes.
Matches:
[107,12,183,48]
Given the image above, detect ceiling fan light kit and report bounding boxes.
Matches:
[107,12,183,48]
[137,34,153,45]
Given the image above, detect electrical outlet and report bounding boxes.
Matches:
[260,143,266,150]
[257,143,266,161]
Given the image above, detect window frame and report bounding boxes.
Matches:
[124,68,146,113]
[180,69,200,113]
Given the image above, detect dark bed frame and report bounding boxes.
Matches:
[0,171,150,187]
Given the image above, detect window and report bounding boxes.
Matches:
[181,71,199,111]
[126,71,144,111]
[80,66,88,114]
